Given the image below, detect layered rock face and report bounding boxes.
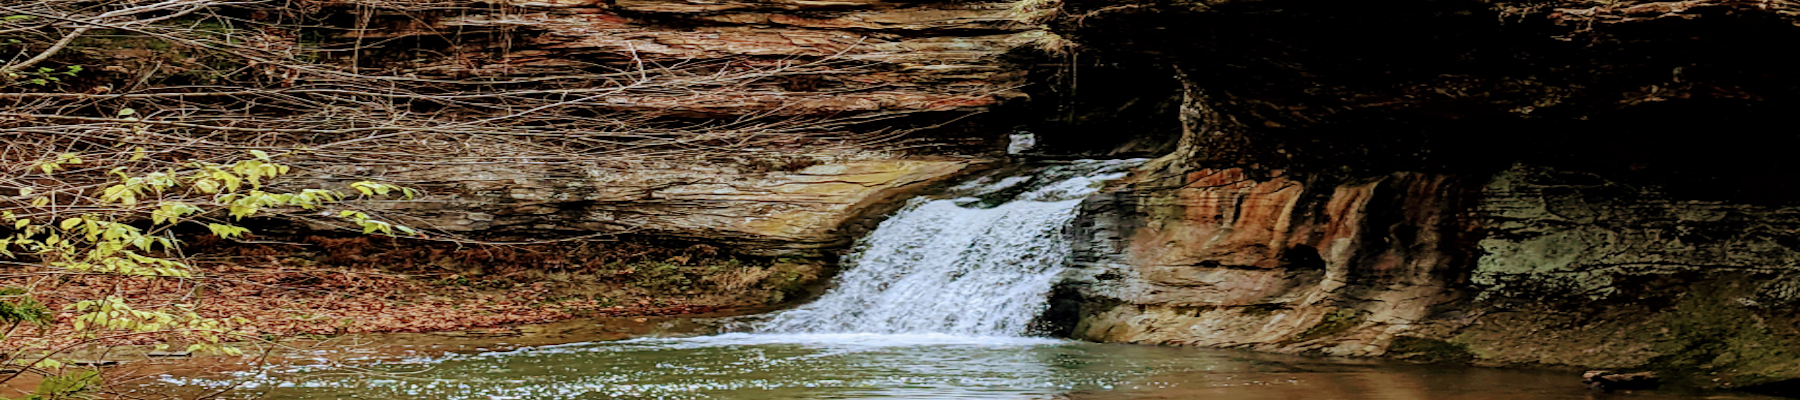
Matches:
[1047,0,1800,389]
[361,0,1040,116]
[1065,169,1473,356]
[16,0,1055,254]
[305,0,1053,253]
[359,159,984,254]
[1065,164,1800,386]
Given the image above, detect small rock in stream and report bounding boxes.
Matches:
[1583,370,1661,392]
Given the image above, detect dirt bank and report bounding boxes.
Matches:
[1,236,820,352]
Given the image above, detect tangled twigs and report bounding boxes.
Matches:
[0,0,216,75]
[0,0,991,244]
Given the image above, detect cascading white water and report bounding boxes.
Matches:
[756,159,1145,337]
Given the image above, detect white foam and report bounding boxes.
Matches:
[756,159,1145,337]
[622,332,1066,348]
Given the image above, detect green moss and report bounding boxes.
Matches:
[627,261,695,292]
[761,262,821,304]
[1288,308,1363,343]
[1388,336,1474,363]
[1642,287,1800,387]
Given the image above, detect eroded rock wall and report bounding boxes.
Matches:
[1064,161,1800,387]
[359,159,985,254]
[300,0,1051,253]
[1459,166,1800,387]
[1064,169,1474,357]
[1050,0,1800,389]
[360,0,1039,116]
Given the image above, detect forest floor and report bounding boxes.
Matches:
[0,235,825,352]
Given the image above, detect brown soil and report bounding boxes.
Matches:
[1,236,824,352]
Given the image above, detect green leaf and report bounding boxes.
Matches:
[206,223,248,239]
[216,172,241,192]
[100,185,125,203]
[228,203,257,219]
[192,179,219,194]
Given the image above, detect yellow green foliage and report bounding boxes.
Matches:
[1,145,419,396]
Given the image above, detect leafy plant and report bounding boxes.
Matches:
[16,369,99,400]
[2,65,80,86]
[0,288,52,332]
[1,142,419,397]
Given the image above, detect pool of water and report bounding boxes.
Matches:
[152,332,1780,400]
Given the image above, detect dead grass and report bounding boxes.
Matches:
[1019,30,1078,56]
[703,266,776,292]
[1009,0,1064,25]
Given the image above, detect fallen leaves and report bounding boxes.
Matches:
[0,262,725,352]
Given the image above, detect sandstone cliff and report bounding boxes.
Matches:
[319,0,1056,252]
[6,0,1058,254]
[1043,0,1800,390]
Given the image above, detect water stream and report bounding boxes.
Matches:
[143,160,1783,400]
[756,159,1142,336]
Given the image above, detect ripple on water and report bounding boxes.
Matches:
[150,336,1789,400]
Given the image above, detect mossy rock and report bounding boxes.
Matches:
[760,262,822,303]
[1641,285,1800,387]
[1288,308,1364,343]
[1388,336,1475,363]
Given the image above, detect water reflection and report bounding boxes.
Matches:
[149,334,1782,400]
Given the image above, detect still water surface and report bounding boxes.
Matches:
[158,332,1779,400]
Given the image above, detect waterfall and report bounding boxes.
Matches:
[755,159,1145,337]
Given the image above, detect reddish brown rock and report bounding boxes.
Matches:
[1064,167,1473,356]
